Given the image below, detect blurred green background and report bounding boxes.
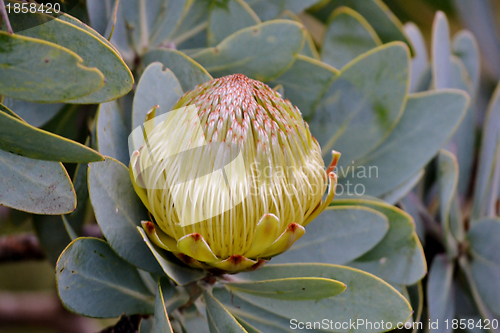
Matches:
[1,0,500,332]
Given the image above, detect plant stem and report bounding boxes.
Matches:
[458,256,500,333]
[107,0,120,41]
[171,22,208,46]
[0,0,13,34]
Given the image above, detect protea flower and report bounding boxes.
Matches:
[130,74,339,272]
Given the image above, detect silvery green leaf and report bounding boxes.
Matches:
[277,10,319,59]
[322,7,381,69]
[311,0,414,54]
[444,58,475,198]
[62,161,89,239]
[207,0,260,47]
[190,20,306,81]
[10,8,134,103]
[225,277,346,301]
[97,101,130,166]
[404,23,428,93]
[311,42,409,166]
[204,290,247,333]
[379,169,423,205]
[437,150,463,254]
[0,109,103,163]
[337,90,469,198]
[132,62,184,131]
[272,206,388,265]
[266,55,338,118]
[400,193,426,245]
[154,278,175,333]
[139,317,155,333]
[453,0,500,80]
[2,98,62,127]
[467,218,500,316]
[243,0,322,21]
[427,255,455,333]
[432,11,452,89]
[143,49,212,92]
[57,238,155,318]
[169,0,210,49]
[88,158,162,273]
[453,31,480,94]
[0,149,76,214]
[0,32,104,103]
[471,83,500,221]
[149,0,189,48]
[349,234,426,285]
[225,264,412,333]
[331,199,414,261]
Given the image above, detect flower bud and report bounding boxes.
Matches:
[130,74,339,272]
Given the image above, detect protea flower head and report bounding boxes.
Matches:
[130,74,339,273]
